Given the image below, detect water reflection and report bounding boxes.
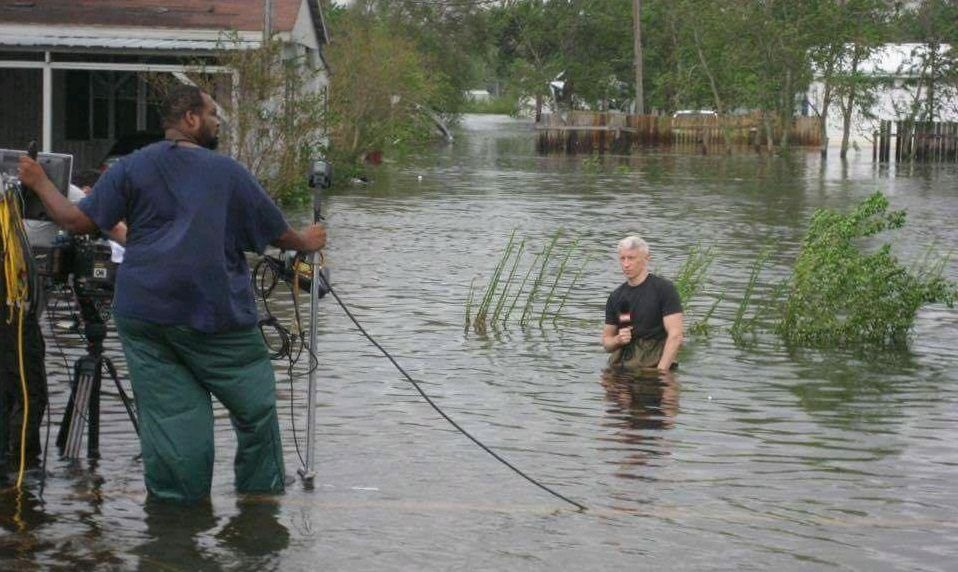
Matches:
[787,346,921,434]
[135,500,219,570]
[0,114,956,569]
[215,498,290,558]
[600,369,679,476]
[0,489,52,544]
[131,498,290,570]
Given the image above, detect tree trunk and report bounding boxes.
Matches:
[667,10,682,111]
[779,68,792,149]
[633,0,644,114]
[925,43,938,122]
[692,27,732,152]
[763,112,774,154]
[840,49,861,159]
[819,80,832,159]
[817,52,838,159]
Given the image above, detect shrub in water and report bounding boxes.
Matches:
[777,192,956,347]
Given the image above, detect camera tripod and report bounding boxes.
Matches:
[56,296,138,459]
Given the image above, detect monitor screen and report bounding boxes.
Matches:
[0,148,72,220]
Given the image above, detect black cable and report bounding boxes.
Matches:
[253,256,309,468]
[314,272,587,511]
[38,282,78,499]
[38,292,66,501]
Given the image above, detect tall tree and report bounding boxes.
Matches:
[633,0,644,114]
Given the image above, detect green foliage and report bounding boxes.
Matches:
[777,192,957,347]
[673,245,718,336]
[189,34,327,205]
[580,153,603,173]
[324,5,454,169]
[673,244,714,305]
[730,245,774,342]
[469,229,584,331]
[460,96,519,115]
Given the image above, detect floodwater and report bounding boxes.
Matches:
[2,114,957,570]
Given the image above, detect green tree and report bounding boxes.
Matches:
[324,5,448,170]
[778,192,956,347]
[895,0,958,124]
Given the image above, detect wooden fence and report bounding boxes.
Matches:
[535,111,822,154]
[874,120,958,163]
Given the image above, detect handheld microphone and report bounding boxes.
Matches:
[617,300,634,364]
[617,300,632,328]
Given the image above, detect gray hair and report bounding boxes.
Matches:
[617,235,649,254]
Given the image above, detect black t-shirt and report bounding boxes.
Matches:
[604,274,683,341]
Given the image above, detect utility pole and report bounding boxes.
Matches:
[263,0,273,44]
[633,0,644,115]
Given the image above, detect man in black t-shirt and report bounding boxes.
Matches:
[602,236,684,371]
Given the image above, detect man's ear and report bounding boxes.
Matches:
[183,110,198,130]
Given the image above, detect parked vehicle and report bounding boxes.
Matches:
[672,110,718,120]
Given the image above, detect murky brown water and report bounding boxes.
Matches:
[3,114,957,570]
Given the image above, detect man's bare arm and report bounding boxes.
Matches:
[657,312,684,371]
[17,156,98,234]
[272,224,327,253]
[602,323,632,353]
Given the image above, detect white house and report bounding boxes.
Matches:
[807,43,956,148]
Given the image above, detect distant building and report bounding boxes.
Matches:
[0,0,329,170]
[806,43,957,149]
[465,89,492,102]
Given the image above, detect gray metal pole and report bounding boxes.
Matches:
[300,251,320,486]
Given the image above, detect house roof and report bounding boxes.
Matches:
[0,0,327,50]
[0,30,260,54]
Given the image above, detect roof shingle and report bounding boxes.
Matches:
[0,0,300,33]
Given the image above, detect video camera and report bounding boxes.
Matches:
[34,232,118,299]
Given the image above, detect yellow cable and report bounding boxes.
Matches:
[15,302,28,489]
[1,191,33,491]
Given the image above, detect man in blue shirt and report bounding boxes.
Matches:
[18,85,326,504]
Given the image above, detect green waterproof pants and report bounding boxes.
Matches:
[115,316,285,504]
[608,337,666,370]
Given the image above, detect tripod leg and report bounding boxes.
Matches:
[56,368,79,451]
[103,357,138,435]
[87,361,102,459]
[61,356,96,459]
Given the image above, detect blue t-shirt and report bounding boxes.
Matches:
[78,141,289,333]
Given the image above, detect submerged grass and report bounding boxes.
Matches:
[469,229,585,331]
[552,253,592,325]
[539,239,579,325]
[519,230,561,326]
[674,244,714,305]
[673,245,719,335]
[731,244,774,341]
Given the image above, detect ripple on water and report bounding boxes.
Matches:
[5,117,958,570]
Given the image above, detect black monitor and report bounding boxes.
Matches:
[0,148,73,220]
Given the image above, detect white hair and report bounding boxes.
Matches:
[617,235,649,254]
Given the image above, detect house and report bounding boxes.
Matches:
[806,43,956,149]
[0,0,329,171]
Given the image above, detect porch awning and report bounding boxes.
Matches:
[0,32,259,54]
